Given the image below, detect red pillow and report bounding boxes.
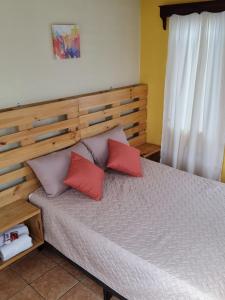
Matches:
[64,152,105,201]
[107,139,142,177]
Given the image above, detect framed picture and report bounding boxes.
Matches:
[52,24,80,60]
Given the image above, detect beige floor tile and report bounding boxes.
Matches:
[60,283,100,300]
[81,276,103,298]
[11,252,56,283]
[31,265,78,300]
[60,261,86,281]
[9,285,43,300]
[0,268,27,300]
[41,245,67,264]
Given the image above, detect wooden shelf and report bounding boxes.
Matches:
[0,238,43,270]
[0,200,40,234]
[0,199,44,270]
[136,143,161,158]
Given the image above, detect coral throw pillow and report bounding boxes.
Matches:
[107,139,143,177]
[64,152,105,201]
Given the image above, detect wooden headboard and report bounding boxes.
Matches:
[0,84,147,208]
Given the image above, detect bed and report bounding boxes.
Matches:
[29,158,225,300]
[1,84,225,299]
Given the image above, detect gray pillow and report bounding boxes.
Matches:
[81,126,128,169]
[27,142,94,197]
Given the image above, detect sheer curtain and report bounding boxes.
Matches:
[161,12,225,181]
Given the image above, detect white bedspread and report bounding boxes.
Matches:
[29,159,225,300]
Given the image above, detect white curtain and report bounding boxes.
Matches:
[161,12,225,181]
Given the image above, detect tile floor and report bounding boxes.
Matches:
[0,244,119,300]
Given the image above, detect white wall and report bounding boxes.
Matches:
[0,0,140,109]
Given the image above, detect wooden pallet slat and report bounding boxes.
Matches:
[78,87,132,113]
[124,123,146,138]
[129,133,147,147]
[79,99,146,126]
[0,132,79,169]
[80,110,147,139]
[0,100,79,130]
[0,167,33,185]
[0,118,79,146]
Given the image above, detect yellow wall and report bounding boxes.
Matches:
[141,0,225,181]
[222,155,225,182]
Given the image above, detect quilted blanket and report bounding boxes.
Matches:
[30,159,225,300]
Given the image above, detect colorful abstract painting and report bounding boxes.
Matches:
[52,24,80,59]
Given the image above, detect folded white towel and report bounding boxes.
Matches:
[0,234,33,261]
[0,224,29,247]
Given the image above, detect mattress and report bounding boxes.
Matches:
[29,158,225,300]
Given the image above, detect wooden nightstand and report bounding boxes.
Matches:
[136,143,161,162]
[0,200,44,270]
